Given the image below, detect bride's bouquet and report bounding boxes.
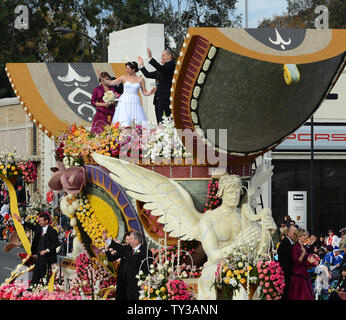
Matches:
[103,90,120,106]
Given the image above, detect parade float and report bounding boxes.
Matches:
[1,27,345,300]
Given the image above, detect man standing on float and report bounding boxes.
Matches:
[138,48,175,124]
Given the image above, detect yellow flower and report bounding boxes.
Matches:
[0,165,3,169]
[7,164,10,169]
[155,290,160,295]
[2,170,7,175]
[160,287,166,292]
[234,270,239,275]
[247,266,252,271]
[162,295,167,300]
[14,171,18,175]
[240,278,246,284]
[224,277,230,284]
[11,166,15,171]
[237,275,241,280]
[226,270,233,278]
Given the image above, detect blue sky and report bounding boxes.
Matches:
[235,0,288,27]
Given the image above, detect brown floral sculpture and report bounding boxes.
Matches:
[48,161,86,194]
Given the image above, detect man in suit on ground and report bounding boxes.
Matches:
[138,48,175,124]
[277,225,297,300]
[14,212,60,286]
[105,230,151,300]
[104,231,131,300]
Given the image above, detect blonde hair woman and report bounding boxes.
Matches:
[287,228,314,300]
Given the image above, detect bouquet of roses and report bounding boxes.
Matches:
[256,259,285,300]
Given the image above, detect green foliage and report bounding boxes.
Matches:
[258,0,345,28]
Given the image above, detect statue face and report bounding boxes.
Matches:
[222,185,241,207]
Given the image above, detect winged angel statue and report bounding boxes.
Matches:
[92,153,277,300]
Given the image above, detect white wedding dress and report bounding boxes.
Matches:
[111,81,147,127]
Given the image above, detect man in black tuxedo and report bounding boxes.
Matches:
[138,48,175,124]
[14,213,59,286]
[105,231,152,300]
[277,225,297,300]
[104,232,131,300]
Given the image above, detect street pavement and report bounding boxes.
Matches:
[0,240,24,284]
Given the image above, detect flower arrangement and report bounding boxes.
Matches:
[56,115,191,166]
[255,259,285,300]
[0,281,82,300]
[204,178,221,212]
[215,252,286,300]
[0,151,37,184]
[215,253,257,297]
[17,160,37,184]
[70,252,116,298]
[24,213,39,225]
[103,90,119,105]
[137,260,194,300]
[140,114,191,163]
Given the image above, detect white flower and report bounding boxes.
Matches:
[191,99,198,110]
[193,86,201,98]
[137,280,143,286]
[202,59,211,71]
[139,270,143,275]
[197,72,206,85]
[208,46,217,60]
[238,262,243,268]
[159,274,164,280]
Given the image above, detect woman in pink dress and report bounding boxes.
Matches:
[90,72,121,134]
[287,229,314,300]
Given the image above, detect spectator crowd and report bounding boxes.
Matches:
[276,215,345,300]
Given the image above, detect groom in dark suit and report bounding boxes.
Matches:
[277,225,297,300]
[138,48,175,124]
[105,231,152,300]
[14,212,60,286]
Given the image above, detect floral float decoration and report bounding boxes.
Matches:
[56,115,191,166]
[137,260,194,300]
[215,250,285,300]
[0,151,37,184]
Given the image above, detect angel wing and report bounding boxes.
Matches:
[92,153,202,241]
[248,158,273,208]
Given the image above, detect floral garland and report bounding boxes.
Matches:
[0,282,82,300]
[0,151,37,184]
[56,115,191,166]
[204,178,221,212]
[73,194,107,249]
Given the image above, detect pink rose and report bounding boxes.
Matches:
[263,289,267,293]
[265,276,269,281]
[263,269,268,274]
[265,282,270,288]
[259,274,264,279]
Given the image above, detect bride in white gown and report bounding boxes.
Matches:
[97,62,155,127]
